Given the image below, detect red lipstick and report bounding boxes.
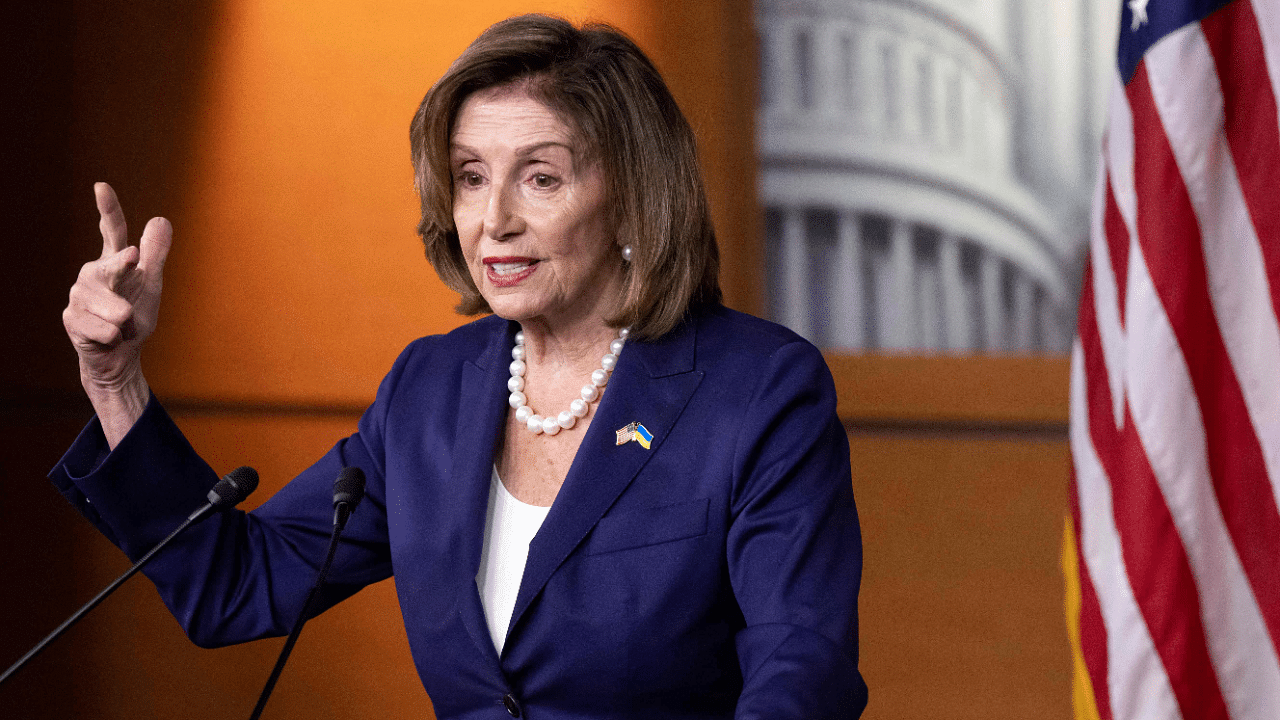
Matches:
[484,256,539,287]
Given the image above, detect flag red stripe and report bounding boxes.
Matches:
[1078,215,1230,720]
[1204,0,1280,323]
[1070,464,1114,720]
[1103,174,1130,328]
[1131,45,1280,659]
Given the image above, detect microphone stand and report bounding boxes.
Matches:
[0,466,259,687]
[247,522,345,720]
[248,466,364,719]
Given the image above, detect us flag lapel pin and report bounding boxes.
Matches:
[615,421,638,445]
[615,421,653,449]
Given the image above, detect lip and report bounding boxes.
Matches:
[483,256,540,288]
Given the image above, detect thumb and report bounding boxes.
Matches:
[138,217,172,276]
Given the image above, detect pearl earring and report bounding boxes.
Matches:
[621,245,633,262]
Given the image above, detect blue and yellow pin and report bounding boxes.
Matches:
[615,421,653,449]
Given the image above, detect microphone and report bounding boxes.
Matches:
[193,465,261,519]
[332,466,366,530]
[0,466,259,687]
[249,467,366,720]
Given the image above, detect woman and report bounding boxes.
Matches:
[56,14,866,719]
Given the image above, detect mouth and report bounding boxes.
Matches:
[484,256,540,287]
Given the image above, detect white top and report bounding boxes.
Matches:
[475,466,552,655]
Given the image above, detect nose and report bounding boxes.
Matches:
[482,181,525,241]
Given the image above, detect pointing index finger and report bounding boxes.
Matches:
[95,182,129,258]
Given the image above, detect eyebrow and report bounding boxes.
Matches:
[450,140,575,159]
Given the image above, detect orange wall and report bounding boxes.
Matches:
[839,356,1072,718]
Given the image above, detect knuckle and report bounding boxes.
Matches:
[88,322,122,347]
[95,264,123,288]
[107,303,134,326]
[68,282,89,306]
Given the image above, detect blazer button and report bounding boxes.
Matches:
[502,693,522,718]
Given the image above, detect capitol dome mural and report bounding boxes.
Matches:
[756,0,1120,353]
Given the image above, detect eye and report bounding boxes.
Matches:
[531,173,559,189]
[455,170,485,188]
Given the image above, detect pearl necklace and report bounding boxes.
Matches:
[508,327,629,436]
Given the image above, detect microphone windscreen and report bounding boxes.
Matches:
[333,467,366,508]
[208,466,260,509]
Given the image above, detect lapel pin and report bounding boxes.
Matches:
[633,423,653,449]
[615,422,636,445]
[615,421,653,449]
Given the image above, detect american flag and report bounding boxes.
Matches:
[616,422,638,446]
[1066,1,1280,719]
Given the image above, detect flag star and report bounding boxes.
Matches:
[1129,0,1149,30]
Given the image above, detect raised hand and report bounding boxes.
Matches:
[63,183,172,446]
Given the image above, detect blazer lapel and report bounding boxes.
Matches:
[506,316,705,638]
[453,319,518,667]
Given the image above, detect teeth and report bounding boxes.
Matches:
[490,261,533,275]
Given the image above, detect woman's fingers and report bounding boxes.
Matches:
[95,182,129,259]
[64,306,126,348]
[64,282,130,348]
[85,244,140,293]
[70,183,162,402]
[90,183,171,296]
[69,279,134,327]
[138,216,172,277]
[67,242,145,355]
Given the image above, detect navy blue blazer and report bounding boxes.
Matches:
[51,304,867,719]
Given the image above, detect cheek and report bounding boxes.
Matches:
[453,205,480,248]
[571,212,613,261]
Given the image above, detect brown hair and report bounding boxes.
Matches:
[409,14,721,341]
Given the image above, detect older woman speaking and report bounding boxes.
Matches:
[55,14,866,719]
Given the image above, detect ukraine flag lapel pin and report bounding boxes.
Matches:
[633,423,653,449]
[615,421,653,449]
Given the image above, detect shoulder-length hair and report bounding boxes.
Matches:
[409,14,721,341]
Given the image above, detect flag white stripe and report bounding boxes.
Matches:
[1071,340,1183,720]
[1148,23,1280,523]
[1100,69,1141,429]
[1088,158,1128,431]
[1106,71,1139,242]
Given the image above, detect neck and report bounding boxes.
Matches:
[518,317,618,371]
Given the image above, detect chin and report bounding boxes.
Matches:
[482,295,543,323]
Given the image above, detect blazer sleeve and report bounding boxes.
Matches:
[728,339,868,719]
[46,343,417,649]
